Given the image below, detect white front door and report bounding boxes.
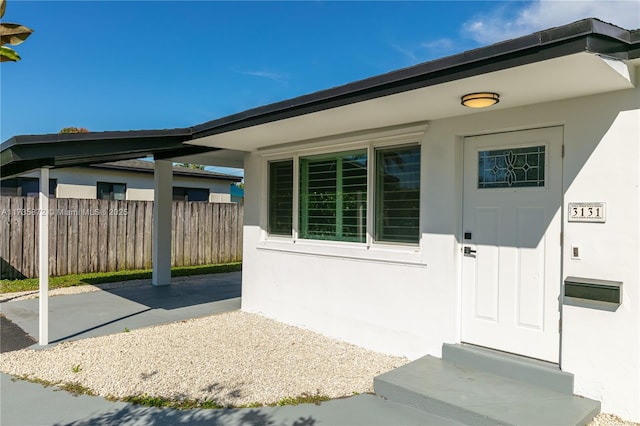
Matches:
[461,127,562,363]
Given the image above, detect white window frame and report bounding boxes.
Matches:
[265,158,295,237]
[259,125,427,266]
[372,142,422,246]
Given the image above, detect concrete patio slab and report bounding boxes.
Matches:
[0,314,35,352]
[0,272,241,346]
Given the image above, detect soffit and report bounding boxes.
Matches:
[164,149,245,169]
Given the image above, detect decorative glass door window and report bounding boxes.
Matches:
[478,145,545,188]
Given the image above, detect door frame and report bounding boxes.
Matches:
[457,125,565,364]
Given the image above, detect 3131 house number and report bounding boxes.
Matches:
[568,202,606,223]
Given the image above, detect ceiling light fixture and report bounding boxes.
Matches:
[461,92,500,108]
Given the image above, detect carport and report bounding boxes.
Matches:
[1,128,244,345]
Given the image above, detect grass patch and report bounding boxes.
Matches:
[0,262,242,294]
[239,402,264,408]
[60,382,95,396]
[121,391,331,410]
[11,375,331,410]
[12,374,56,388]
[13,375,95,397]
[270,391,331,407]
[120,394,225,410]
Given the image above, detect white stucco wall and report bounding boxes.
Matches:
[241,82,640,420]
[241,126,458,360]
[21,167,234,202]
[561,97,640,420]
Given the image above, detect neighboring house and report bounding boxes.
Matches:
[1,18,639,422]
[0,159,243,203]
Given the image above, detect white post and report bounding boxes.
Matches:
[38,168,49,345]
[152,160,172,286]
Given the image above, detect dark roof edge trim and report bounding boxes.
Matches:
[3,128,193,150]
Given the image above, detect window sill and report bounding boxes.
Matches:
[257,238,426,267]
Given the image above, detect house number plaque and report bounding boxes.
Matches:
[568,202,606,223]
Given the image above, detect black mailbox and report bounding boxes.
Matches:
[563,277,622,311]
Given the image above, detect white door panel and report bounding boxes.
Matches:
[462,127,562,363]
[473,208,500,322]
[516,207,546,330]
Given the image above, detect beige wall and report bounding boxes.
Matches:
[21,166,236,202]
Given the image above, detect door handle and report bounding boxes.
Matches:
[464,246,477,257]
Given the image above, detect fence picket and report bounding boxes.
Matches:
[86,199,98,273]
[77,199,89,274]
[97,200,109,272]
[48,198,58,274]
[134,201,146,269]
[67,198,79,274]
[0,197,11,278]
[23,197,36,277]
[174,202,184,267]
[56,199,68,276]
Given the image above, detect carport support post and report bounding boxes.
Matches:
[152,159,172,286]
[38,168,49,345]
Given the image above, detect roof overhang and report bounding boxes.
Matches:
[187,19,639,152]
[0,129,210,179]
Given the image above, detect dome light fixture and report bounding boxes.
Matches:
[461,92,500,108]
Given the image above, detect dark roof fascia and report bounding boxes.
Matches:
[1,128,199,179]
[1,128,192,150]
[85,161,242,182]
[191,18,639,140]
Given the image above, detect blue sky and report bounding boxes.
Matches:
[2,1,639,176]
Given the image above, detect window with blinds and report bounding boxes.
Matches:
[268,160,294,235]
[299,150,367,242]
[266,143,420,245]
[375,145,421,244]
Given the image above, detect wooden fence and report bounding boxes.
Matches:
[0,196,243,279]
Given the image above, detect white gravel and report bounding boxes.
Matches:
[590,414,639,426]
[0,310,407,407]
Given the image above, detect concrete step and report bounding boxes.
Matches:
[374,354,600,426]
[442,343,575,394]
